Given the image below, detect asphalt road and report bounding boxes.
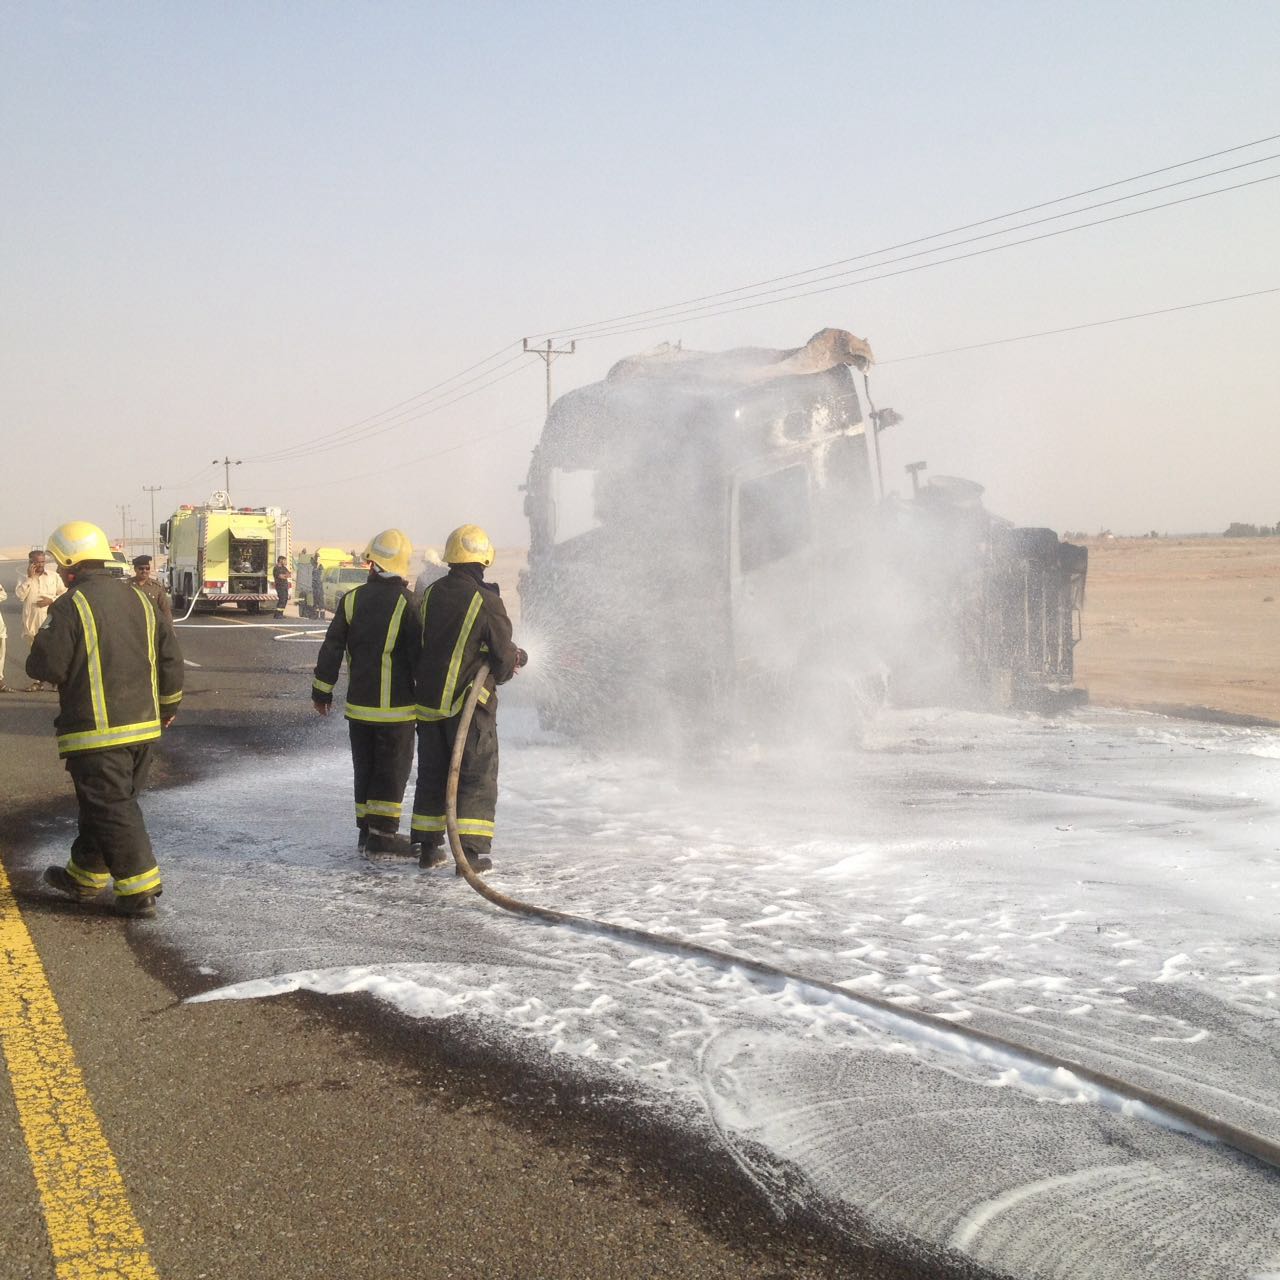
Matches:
[0,569,996,1280]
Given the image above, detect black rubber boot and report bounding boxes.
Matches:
[365,831,415,856]
[114,893,157,919]
[455,852,493,876]
[357,827,369,852]
[43,865,101,903]
[414,840,449,869]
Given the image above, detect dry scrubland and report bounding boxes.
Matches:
[1075,536,1280,723]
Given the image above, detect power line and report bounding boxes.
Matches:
[554,152,1280,343]
[158,461,218,492]
[198,130,1280,479]
[253,150,1280,475]
[570,171,1280,343]
[247,347,527,464]
[876,286,1280,364]
[254,359,534,467]
[528,131,1280,342]
[259,418,541,494]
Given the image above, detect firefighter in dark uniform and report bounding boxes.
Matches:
[411,525,526,874]
[312,529,421,855]
[130,554,173,622]
[31,521,184,919]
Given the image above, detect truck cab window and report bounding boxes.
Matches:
[738,465,810,573]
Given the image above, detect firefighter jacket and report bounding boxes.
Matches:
[26,565,184,757]
[413,565,520,722]
[312,574,420,724]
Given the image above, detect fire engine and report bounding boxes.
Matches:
[159,492,292,613]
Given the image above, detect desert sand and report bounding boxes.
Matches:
[1074,536,1280,723]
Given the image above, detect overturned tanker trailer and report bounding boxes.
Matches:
[520,328,1086,740]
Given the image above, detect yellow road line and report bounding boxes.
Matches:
[0,861,159,1279]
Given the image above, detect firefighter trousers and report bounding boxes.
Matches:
[64,744,162,898]
[349,720,415,834]
[411,703,498,854]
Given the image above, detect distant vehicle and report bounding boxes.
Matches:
[105,549,131,580]
[159,492,292,613]
[295,547,353,618]
[322,565,368,613]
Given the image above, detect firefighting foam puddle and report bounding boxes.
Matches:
[61,705,1280,1276]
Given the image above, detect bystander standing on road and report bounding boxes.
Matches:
[31,520,183,918]
[311,552,325,619]
[0,580,9,691]
[273,555,292,618]
[130,555,173,622]
[15,548,65,690]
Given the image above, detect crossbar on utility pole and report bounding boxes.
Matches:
[523,338,576,416]
[212,456,242,500]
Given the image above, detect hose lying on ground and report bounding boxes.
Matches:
[445,663,1280,1174]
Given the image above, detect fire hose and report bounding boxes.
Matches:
[446,663,1280,1174]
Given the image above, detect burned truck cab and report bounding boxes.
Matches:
[521,327,1087,742]
[521,332,881,738]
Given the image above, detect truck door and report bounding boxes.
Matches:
[728,460,817,692]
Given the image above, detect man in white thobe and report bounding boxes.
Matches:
[16,549,66,690]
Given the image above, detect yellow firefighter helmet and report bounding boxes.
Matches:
[47,521,114,567]
[363,528,413,578]
[443,524,494,567]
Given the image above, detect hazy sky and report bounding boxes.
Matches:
[3,1,1277,550]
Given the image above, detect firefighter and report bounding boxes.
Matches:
[30,521,183,919]
[312,528,420,855]
[410,525,526,874]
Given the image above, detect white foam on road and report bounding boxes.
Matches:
[36,702,1280,1278]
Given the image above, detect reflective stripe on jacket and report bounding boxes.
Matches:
[26,566,184,756]
[312,575,420,723]
[413,566,520,722]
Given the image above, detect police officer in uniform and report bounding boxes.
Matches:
[410,525,525,873]
[130,554,173,622]
[312,529,421,855]
[31,521,184,918]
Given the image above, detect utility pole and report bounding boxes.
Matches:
[905,461,927,496]
[522,338,576,416]
[142,485,163,563]
[116,504,131,549]
[212,456,241,499]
